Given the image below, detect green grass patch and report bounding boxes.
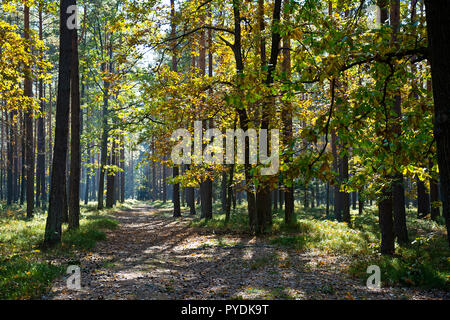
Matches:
[0,200,128,299]
[0,258,64,300]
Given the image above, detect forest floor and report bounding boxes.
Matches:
[43,204,450,300]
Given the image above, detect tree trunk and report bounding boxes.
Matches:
[326,182,330,218]
[332,130,341,221]
[84,145,91,205]
[69,21,81,230]
[390,0,409,245]
[198,23,212,220]
[120,138,125,203]
[24,5,34,218]
[424,0,450,245]
[281,4,295,224]
[98,35,110,210]
[430,175,440,221]
[358,187,364,215]
[255,0,283,234]
[417,177,430,218]
[44,0,73,246]
[36,5,46,209]
[225,163,235,221]
[7,111,13,205]
[221,170,227,213]
[106,142,116,208]
[377,0,395,254]
[379,188,395,255]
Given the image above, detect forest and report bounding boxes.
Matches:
[0,0,449,301]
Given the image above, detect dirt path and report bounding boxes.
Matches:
[44,205,449,300]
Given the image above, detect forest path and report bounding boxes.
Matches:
[45,204,447,300]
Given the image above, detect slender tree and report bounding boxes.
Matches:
[24,4,34,219]
[44,0,74,246]
[69,7,81,230]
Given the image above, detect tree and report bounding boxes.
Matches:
[376,0,395,255]
[24,4,34,219]
[424,0,450,246]
[281,0,295,225]
[391,0,409,244]
[44,0,74,246]
[171,0,181,218]
[36,3,46,209]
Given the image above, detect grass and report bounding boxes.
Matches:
[0,200,127,300]
[189,202,450,291]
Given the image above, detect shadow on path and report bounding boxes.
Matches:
[44,204,449,300]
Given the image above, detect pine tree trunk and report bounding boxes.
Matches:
[377,0,395,254]
[120,139,125,203]
[198,25,213,220]
[332,130,341,221]
[379,188,395,255]
[84,145,91,205]
[106,142,116,208]
[24,5,34,219]
[358,187,364,215]
[417,177,430,218]
[430,176,440,221]
[424,0,450,245]
[36,5,46,208]
[255,0,283,234]
[7,111,13,205]
[44,0,73,246]
[221,171,227,213]
[68,21,81,230]
[281,5,294,224]
[98,39,110,209]
[390,0,409,245]
[326,182,330,218]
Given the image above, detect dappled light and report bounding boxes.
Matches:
[0,0,449,303]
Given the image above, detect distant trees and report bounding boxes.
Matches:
[116,0,447,254]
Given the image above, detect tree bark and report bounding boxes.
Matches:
[377,0,395,254]
[379,188,395,255]
[391,0,409,244]
[424,0,450,245]
[24,5,34,218]
[106,141,116,208]
[255,0,283,234]
[417,177,430,218]
[281,1,295,225]
[69,20,81,230]
[120,138,125,203]
[45,0,73,246]
[98,33,110,210]
[36,4,46,208]
[198,23,212,220]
